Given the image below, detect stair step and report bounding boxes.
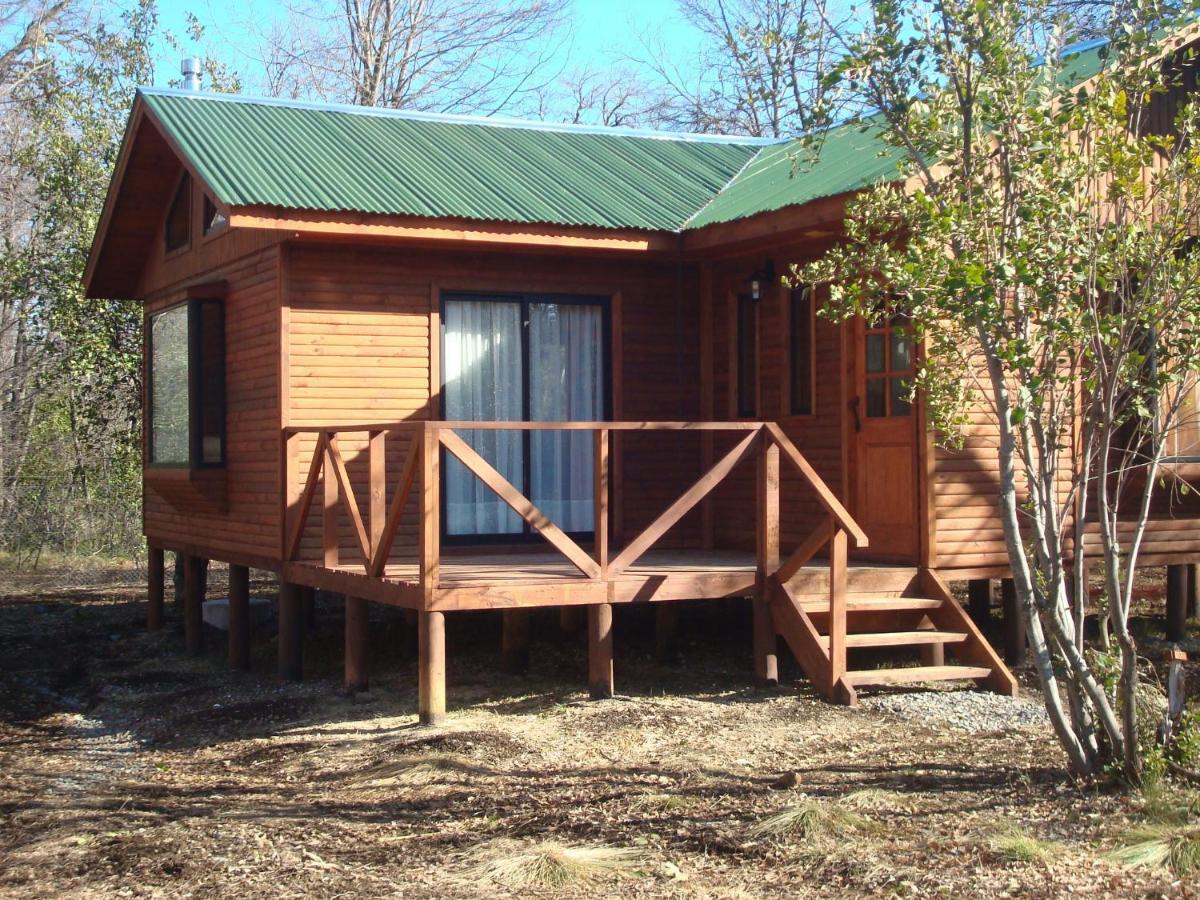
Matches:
[797,596,943,613]
[818,630,968,649]
[842,665,993,687]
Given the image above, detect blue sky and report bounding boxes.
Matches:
[148,0,705,95]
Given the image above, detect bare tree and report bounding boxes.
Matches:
[0,0,76,91]
[246,0,569,113]
[518,65,677,129]
[637,0,853,137]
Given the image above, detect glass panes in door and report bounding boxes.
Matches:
[442,295,606,539]
[442,299,524,535]
[863,316,914,418]
[529,302,604,533]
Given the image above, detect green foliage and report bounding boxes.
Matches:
[795,0,1200,778]
[1168,707,1200,769]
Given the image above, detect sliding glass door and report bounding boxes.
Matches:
[442,293,607,540]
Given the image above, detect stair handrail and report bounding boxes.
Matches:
[763,423,868,549]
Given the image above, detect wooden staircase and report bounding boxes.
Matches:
[769,567,1016,706]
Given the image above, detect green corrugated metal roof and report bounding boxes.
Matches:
[686,37,1112,229]
[140,90,762,232]
[135,35,1117,235]
[684,118,904,229]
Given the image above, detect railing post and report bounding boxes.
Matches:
[368,429,385,563]
[282,430,299,559]
[829,525,848,684]
[594,427,609,577]
[754,428,780,685]
[420,422,440,598]
[323,431,339,569]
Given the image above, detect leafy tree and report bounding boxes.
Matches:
[803,0,1200,778]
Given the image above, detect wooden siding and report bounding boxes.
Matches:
[707,247,846,553]
[283,243,703,565]
[143,241,282,564]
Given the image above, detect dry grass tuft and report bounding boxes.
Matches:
[987,823,1059,864]
[473,840,645,888]
[1108,823,1200,876]
[749,796,871,841]
[352,752,486,786]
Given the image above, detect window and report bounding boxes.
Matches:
[441,293,608,540]
[864,315,913,418]
[736,293,758,417]
[165,174,191,252]
[148,299,224,466]
[789,285,814,415]
[202,194,227,235]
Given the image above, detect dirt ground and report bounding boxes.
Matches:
[0,563,1196,897]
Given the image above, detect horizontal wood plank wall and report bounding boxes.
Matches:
[143,241,283,562]
[708,246,844,553]
[284,244,703,566]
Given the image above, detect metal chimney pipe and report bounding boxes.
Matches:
[181,57,202,91]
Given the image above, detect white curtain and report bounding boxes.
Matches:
[443,300,523,535]
[529,303,604,532]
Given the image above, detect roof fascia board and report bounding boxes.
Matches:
[228,205,685,254]
[680,191,860,256]
[84,100,145,294]
[85,96,227,297]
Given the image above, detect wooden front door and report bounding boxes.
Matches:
[849,316,919,561]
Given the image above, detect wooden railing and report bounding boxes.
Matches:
[282,421,867,671]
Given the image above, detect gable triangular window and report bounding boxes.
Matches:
[165,173,191,252]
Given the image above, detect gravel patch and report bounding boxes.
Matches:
[861,688,1050,733]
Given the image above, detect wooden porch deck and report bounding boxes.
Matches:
[284,547,919,611]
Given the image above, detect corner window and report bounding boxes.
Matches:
[149,299,224,466]
[789,285,814,415]
[165,174,191,252]
[736,293,758,418]
[202,194,227,235]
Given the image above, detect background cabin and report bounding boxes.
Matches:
[84,36,1200,721]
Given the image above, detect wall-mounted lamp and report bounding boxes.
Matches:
[749,259,776,301]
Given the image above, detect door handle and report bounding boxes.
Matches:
[850,396,862,432]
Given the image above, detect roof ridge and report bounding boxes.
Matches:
[679,141,777,229]
[136,86,784,147]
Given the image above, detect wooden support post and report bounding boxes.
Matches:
[147,546,164,631]
[228,564,250,671]
[967,579,992,627]
[1000,578,1026,666]
[588,603,614,699]
[1188,564,1198,620]
[594,428,609,575]
[754,435,780,685]
[752,599,778,685]
[828,528,848,684]
[278,582,303,682]
[344,595,369,692]
[1167,564,1188,643]
[368,429,386,561]
[301,585,317,632]
[323,435,339,569]
[655,604,678,663]
[919,614,945,667]
[420,424,440,596]
[183,555,205,656]
[501,609,530,674]
[559,605,584,636]
[419,610,446,725]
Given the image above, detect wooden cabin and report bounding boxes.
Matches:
[83,35,1200,723]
